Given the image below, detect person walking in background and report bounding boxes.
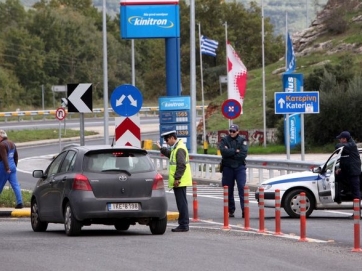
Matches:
[335,131,361,217]
[219,124,248,218]
[0,130,23,209]
[155,130,192,232]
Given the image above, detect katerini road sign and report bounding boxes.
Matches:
[274,91,319,114]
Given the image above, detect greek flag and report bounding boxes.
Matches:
[286,32,296,73]
[200,35,219,57]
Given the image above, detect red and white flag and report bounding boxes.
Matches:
[227,42,247,114]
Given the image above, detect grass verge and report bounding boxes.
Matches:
[0,188,31,208]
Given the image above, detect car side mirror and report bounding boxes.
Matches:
[312,166,322,174]
[33,170,45,178]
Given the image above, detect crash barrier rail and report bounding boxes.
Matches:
[0,106,206,122]
[147,150,320,186]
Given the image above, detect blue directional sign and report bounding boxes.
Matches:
[275,91,319,114]
[111,84,143,117]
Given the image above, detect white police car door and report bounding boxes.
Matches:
[317,147,343,204]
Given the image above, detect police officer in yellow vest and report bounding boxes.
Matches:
[155,130,192,232]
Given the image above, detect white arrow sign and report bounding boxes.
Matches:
[116,95,126,107]
[127,95,137,107]
[68,83,92,112]
[278,98,285,109]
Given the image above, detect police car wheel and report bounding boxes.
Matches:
[283,189,315,218]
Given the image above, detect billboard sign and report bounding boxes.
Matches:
[120,5,180,39]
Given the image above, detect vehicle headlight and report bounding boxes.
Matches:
[260,184,272,190]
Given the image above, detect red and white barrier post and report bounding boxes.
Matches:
[299,192,307,242]
[351,199,362,252]
[222,186,230,230]
[274,189,282,235]
[192,181,199,222]
[258,187,265,233]
[243,186,250,230]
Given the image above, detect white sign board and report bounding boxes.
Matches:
[52,85,67,92]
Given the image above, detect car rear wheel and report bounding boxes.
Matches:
[149,216,167,235]
[31,199,48,232]
[64,202,82,236]
[283,189,315,218]
[114,222,130,231]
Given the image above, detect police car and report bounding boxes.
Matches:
[255,147,362,218]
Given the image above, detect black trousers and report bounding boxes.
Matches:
[173,186,189,229]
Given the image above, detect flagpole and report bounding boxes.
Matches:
[225,21,231,127]
[261,0,266,147]
[285,12,291,159]
[190,0,197,154]
[198,24,208,154]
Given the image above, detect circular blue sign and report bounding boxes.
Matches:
[221,99,241,120]
[111,84,143,117]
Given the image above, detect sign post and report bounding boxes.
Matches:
[55,107,66,152]
[274,91,320,160]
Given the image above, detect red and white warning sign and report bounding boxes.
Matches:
[115,115,141,147]
[55,107,66,121]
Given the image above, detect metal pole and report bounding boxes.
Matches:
[41,84,44,111]
[261,0,266,147]
[306,0,309,28]
[41,84,45,120]
[132,39,135,86]
[286,114,290,159]
[102,0,109,145]
[198,24,207,154]
[190,0,197,153]
[58,121,61,152]
[225,22,231,127]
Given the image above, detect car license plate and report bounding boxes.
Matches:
[108,203,139,211]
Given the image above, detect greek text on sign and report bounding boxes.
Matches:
[274,91,319,114]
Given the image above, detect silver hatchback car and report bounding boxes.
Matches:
[31,145,168,236]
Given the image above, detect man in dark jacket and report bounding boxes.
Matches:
[219,124,248,218]
[335,131,361,214]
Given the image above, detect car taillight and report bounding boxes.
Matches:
[72,174,92,191]
[152,173,164,190]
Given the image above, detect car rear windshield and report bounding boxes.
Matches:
[83,150,154,173]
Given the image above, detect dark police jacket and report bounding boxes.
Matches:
[335,138,361,176]
[219,134,248,168]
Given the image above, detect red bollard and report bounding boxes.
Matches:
[351,199,362,252]
[274,189,282,235]
[222,186,230,230]
[258,187,265,233]
[243,186,250,230]
[299,192,307,242]
[192,181,199,222]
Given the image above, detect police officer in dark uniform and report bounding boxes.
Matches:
[335,131,361,216]
[219,124,248,218]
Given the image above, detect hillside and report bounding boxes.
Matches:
[16,0,328,34]
[202,0,362,133]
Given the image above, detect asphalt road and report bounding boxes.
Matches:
[0,218,361,271]
[5,118,362,263]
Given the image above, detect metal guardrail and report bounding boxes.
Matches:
[0,106,206,121]
[147,150,321,186]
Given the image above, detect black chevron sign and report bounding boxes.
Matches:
[67,83,93,113]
